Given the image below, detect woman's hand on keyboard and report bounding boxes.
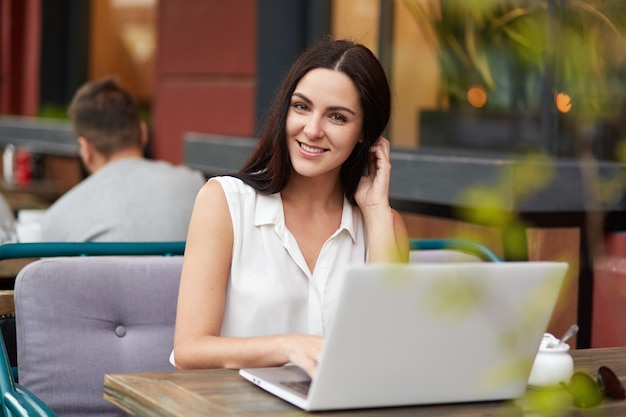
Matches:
[286,334,324,378]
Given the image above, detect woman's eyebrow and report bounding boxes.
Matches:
[292,92,356,116]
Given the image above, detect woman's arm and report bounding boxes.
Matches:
[173,180,323,376]
[355,137,410,263]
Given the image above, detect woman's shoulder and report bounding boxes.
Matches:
[203,176,260,225]
[209,175,254,193]
[194,176,253,219]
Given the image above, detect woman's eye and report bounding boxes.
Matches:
[292,102,308,111]
[330,113,347,123]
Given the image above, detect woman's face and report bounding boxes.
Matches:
[286,68,363,180]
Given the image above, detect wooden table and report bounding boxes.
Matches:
[104,347,626,417]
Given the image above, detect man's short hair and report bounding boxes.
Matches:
[68,77,142,158]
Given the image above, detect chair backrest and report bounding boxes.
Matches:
[14,256,183,417]
[0,241,185,382]
[409,238,502,263]
[409,248,484,263]
[0,241,186,260]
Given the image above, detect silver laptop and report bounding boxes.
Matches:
[239,261,568,411]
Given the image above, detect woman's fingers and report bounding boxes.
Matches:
[287,335,324,378]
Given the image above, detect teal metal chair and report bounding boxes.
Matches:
[0,330,56,417]
[0,241,186,410]
[14,255,183,417]
[409,238,502,263]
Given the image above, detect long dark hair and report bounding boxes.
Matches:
[237,39,391,205]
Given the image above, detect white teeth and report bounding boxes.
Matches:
[300,142,325,153]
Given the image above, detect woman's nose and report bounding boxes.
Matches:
[303,115,324,139]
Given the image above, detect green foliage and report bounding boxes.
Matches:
[37,104,68,120]
[405,0,626,119]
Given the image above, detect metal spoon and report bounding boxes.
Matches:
[555,324,579,348]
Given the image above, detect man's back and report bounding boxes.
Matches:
[41,158,205,242]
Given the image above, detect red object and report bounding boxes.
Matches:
[15,149,31,186]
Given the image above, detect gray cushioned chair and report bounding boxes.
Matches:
[14,256,182,417]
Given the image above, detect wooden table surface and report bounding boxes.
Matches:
[104,347,626,417]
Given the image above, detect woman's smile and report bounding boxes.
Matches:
[298,141,328,155]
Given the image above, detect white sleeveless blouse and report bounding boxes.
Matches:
[214,176,367,337]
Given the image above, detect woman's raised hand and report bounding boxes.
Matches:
[355,136,392,211]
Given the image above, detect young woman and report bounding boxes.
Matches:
[173,39,409,377]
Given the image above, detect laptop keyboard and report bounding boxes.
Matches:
[280,380,311,396]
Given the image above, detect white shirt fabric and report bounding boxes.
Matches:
[215,176,368,338]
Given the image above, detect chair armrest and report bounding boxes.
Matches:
[4,387,57,417]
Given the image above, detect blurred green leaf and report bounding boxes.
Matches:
[404,0,626,118]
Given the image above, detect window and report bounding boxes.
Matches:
[333,0,626,161]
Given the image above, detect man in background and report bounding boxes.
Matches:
[0,193,15,243]
[41,77,206,242]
